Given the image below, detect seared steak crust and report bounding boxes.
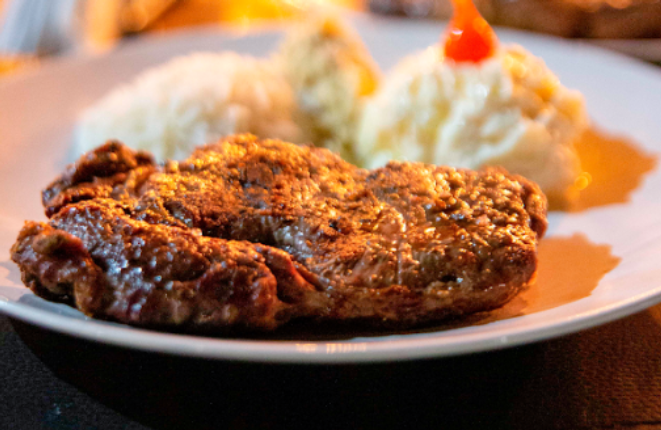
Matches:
[12,134,547,331]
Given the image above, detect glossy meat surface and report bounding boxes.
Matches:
[12,135,547,331]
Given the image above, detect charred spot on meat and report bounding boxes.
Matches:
[11,134,547,331]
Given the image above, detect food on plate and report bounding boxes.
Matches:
[357,0,588,205]
[278,13,380,163]
[11,134,547,332]
[74,52,307,162]
[73,7,587,207]
[74,14,379,165]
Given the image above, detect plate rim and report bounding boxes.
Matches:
[2,284,661,363]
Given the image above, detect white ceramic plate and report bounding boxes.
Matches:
[1,15,661,363]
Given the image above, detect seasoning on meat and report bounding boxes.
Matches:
[11,134,547,331]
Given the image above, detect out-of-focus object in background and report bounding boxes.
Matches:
[117,0,179,34]
[369,0,661,39]
[0,54,38,75]
[0,0,364,56]
[83,0,179,50]
[369,0,493,19]
[494,0,661,39]
[81,0,362,51]
[0,0,80,55]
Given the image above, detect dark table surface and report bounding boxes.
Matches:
[2,303,661,430]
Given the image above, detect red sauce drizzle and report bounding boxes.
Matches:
[443,0,497,63]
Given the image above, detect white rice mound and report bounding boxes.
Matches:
[75,52,307,161]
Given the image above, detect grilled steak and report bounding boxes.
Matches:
[11,134,547,331]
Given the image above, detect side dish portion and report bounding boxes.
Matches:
[278,12,380,163]
[75,52,308,161]
[12,135,547,332]
[357,45,587,205]
[358,0,588,206]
